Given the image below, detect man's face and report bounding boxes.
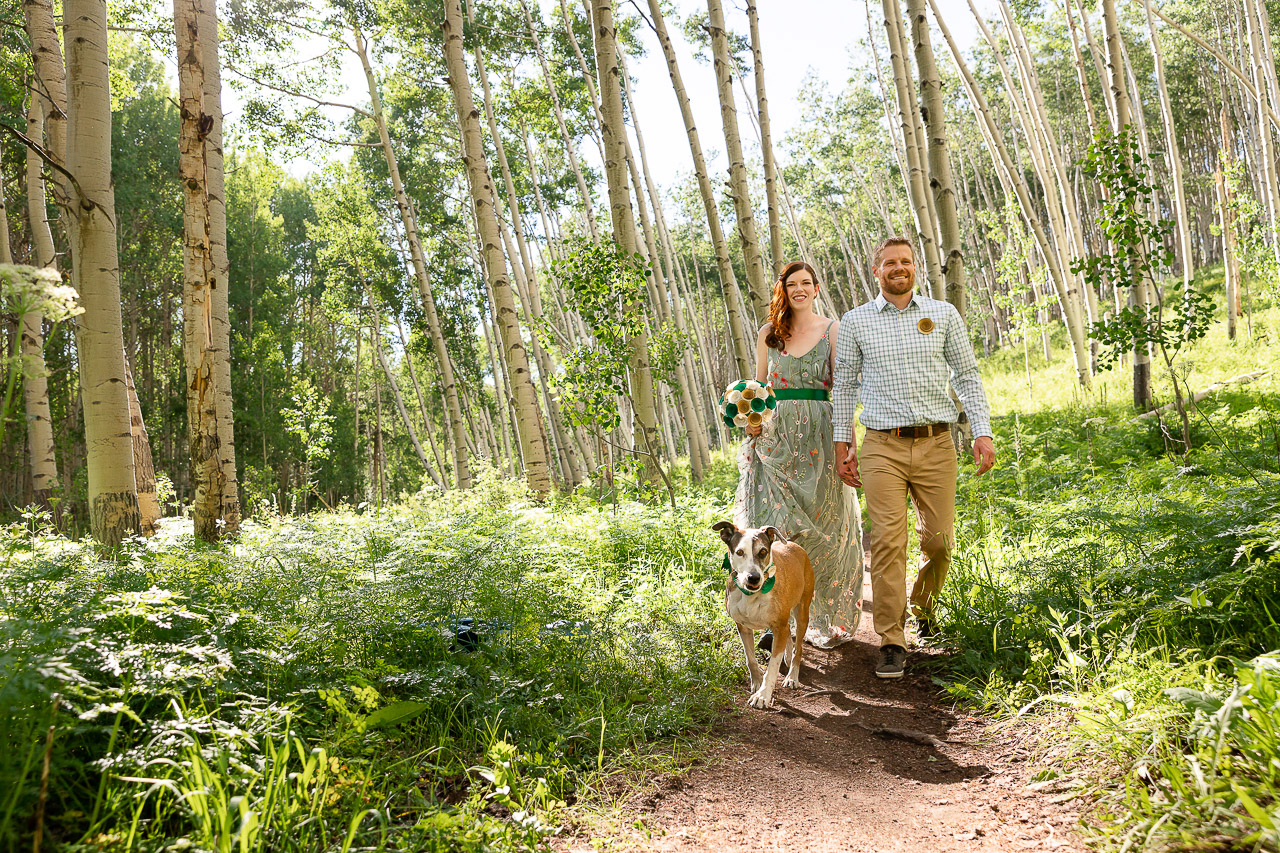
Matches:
[874,244,916,297]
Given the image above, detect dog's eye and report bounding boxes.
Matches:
[735,549,744,556]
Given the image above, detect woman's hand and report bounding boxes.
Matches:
[745,423,763,437]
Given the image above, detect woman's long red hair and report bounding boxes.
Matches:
[764,261,819,351]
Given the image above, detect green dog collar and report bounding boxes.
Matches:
[724,553,777,596]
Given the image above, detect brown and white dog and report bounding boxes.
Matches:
[713,522,815,709]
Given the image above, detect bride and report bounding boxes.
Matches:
[735,261,864,648]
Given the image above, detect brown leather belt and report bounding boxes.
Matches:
[869,422,952,439]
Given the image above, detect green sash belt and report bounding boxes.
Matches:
[772,388,828,401]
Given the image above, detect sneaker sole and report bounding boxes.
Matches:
[875,670,905,679]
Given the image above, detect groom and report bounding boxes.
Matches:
[832,237,996,680]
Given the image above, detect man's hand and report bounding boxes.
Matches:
[745,423,762,437]
[835,441,861,488]
[972,435,996,475]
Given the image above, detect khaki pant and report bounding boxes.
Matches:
[860,429,957,648]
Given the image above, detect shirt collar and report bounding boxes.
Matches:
[874,291,919,312]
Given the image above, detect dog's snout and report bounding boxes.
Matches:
[745,572,762,588]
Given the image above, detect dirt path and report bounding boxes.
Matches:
[569,608,1086,852]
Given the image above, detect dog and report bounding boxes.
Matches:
[713,522,815,709]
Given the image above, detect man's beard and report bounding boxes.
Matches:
[881,273,914,295]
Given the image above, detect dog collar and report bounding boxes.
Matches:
[724,554,777,596]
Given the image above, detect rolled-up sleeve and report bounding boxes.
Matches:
[942,306,992,438]
[832,312,861,443]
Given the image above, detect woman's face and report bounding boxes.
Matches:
[784,268,818,312]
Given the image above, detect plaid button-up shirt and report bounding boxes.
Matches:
[832,292,992,443]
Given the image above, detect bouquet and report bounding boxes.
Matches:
[721,379,777,428]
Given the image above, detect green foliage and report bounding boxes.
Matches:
[0,486,738,850]
[933,304,1280,850]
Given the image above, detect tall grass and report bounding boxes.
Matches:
[933,302,1280,849]
[0,473,741,851]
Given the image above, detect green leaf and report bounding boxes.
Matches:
[361,700,430,729]
[1163,687,1223,715]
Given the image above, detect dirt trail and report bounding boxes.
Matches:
[570,607,1086,852]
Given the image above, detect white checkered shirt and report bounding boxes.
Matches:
[832,292,992,443]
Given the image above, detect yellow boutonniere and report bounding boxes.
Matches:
[917,317,935,334]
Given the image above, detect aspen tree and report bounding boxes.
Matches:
[905,0,965,315]
[442,0,550,496]
[928,0,1093,387]
[882,0,944,296]
[517,0,600,240]
[1242,0,1280,257]
[1101,0,1152,409]
[66,0,141,544]
[201,0,240,535]
[589,0,663,479]
[176,0,238,540]
[745,0,783,276]
[371,314,440,488]
[126,360,161,534]
[616,50,711,479]
[644,0,752,376]
[352,23,472,491]
[21,101,59,513]
[706,0,771,319]
[1140,0,1193,295]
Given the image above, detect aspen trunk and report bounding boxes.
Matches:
[176,0,237,540]
[706,0,771,319]
[176,4,220,528]
[1101,0,1151,409]
[442,0,550,496]
[200,0,240,534]
[883,0,944,296]
[906,0,965,316]
[645,0,753,376]
[354,24,472,491]
[1243,0,1280,259]
[928,0,1092,387]
[746,0,783,276]
[517,0,600,240]
[373,316,440,487]
[126,358,160,534]
[1141,0,1192,295]
[590,0,662,480]
[66,0,140,545]
[21,100,60,513]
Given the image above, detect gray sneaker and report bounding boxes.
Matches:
[876,644,907,679]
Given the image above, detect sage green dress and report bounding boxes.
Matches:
[734,324,864,646]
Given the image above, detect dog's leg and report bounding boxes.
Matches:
[737,624,764,693]
[749,623,789,709]
[783,603,809,690]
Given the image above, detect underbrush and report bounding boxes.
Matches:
[935,304,1280,850]
[0,474,740,851]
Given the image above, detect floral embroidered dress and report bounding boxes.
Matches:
[734,323,864,645]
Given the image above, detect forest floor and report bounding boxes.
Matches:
[563,588,1087,853]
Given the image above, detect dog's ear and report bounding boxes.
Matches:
[711,521,741,548]
[760,526,788,547]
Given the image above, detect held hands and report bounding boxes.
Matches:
[834,441,860,489]
[972,435,996,475]
[745,423,763,437]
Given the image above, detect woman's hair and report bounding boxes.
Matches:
[764,261,819,350]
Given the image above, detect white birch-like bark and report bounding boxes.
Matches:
[927,0,1092,387]
[590,0,662,478]
[746,0,783,276]
[706,0,771,319]
[353,24,472,491]
[644,0,753,376]
[1102,0,1152,409]
[175,0,236,540]
[906,0,965,316]
[443,0,550,496]
[66,0,140,544]
[883,0,944,296]
[20,100,60,512]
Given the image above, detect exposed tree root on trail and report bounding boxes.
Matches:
[563,615,1085,852]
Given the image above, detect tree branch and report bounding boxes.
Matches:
[223,64,373,119]
[0,120,99,217]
